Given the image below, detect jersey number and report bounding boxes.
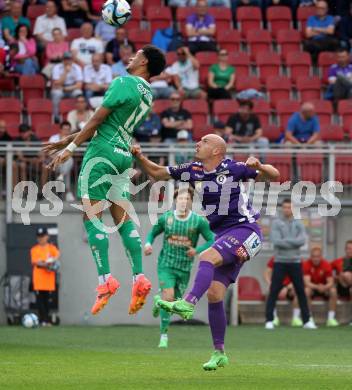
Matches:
[124,100,150,134]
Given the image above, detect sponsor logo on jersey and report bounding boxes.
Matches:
[195,181,202,192]
[113,147,132,157]
[217,170,229,175]
[176,163,191,170]
[137,83,153,105]
[192,166,203,171]
[224,242,232,249]
[236,246,249,262]
[243,232,262,258]
[194,173,205,179]
[167,235,192,247]
[227,235,239,245]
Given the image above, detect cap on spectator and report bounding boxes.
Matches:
[177,130,189,140]
[213,121,225,129]
[19,124,31,133]
[63,51,73,59]
[36,227,48,237]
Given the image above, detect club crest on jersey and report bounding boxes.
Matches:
[167,216,174,225]
[216,174,227,185]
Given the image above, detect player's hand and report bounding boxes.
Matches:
[130,144,143,159]
[42,138,70,156]
[144,244,152,256]
[47,149,72,170]
[245,156,262,170]
[186,248,197,257]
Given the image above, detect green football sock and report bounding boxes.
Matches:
[160,309,171,334]
[118,220,143,275]
[84,218,110,276]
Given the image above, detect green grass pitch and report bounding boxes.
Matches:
[1,325,351,389]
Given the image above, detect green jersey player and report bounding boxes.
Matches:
[145,187,214,348]
[44,45,166,316]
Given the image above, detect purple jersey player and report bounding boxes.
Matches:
[132,134,279,370]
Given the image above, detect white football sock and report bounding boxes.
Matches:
[328,310,335,320]
[133,273,144,283]
[293,308,301,319]
[160,333,168,340]
[98,273,111,285]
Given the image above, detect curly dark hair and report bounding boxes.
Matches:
[15,23,32,40]
[142,44,166,78]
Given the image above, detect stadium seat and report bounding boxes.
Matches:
[236,7,262,37]
[27,4,45,29]
[262,125,283,143]
[236,76,261,92]
[266,6,292,38]
[19,75,46,108]
[238,276,264,301]
[196,52,218,86]
[0,98,22,126]
[246,29,272,59]
[256,52,282,83]
[153,100,171,115]
[143,0,161,14]
[146,7,172,33]
[6,124,20,138]
[59,98,77,121]
[253,100,271,126]
[127,29,152,50]
[276,100,300,128]
[266,154,292,182]
[276,29,301,59]
[338,100,352,130]
[227,52,251,78]
[297,6,316,35]
[66,28,81,42]
[296,76,321,101]
[0,77,16,96]
[208,7,232,30]
[296,154,324,183]
[213,100,239,123]
[27,98,53,130]
[216,30,241,53]
[183,99,208,127]
[285,51,312,83]
[35,123,60,141]
[176,7,195,32]
[192,124,212,141]
[125,6,143,30]
[310,99,333,126]
[320,124,345,142]
[335,156,352,185]
[318,52,336,83]
[165,52,177,66]
[266,76,292,108]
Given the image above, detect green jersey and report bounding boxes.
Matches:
[146,210,214,272]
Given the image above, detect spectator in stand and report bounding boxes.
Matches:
[0,120,12,141]
[166,46,207,100]
[264,256,303,327]
[175,130,194,165]
[327,49,352,101]
[285,102,321,145]
[105,28,135,65]
[33,1,67,48]
[112,44,133,78]
[150,71,175,100]
[84,53,112,101]
[134,107,162,143]
[60,0,89,28]
[207,49,235,100]
[94,19,115,43]
[42,28,69,79]
[185,0,217,54]
[303,0,339,64]
[340,4,352,51]
[212,120,228,141]
[1,1,30,44]
[51,51,83,121]
[0,21,5,48]
[67,95,94,132]
[0,43,19,74]
[14,24,38,75]
[303,247,339,327]
[71,23,104,67]
[332,240,352,302]
[160,92,193,143]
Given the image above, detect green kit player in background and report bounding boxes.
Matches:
[144,187,214,348]
[43,45,166,316]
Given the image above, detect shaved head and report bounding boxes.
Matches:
[203,134,227,155]
[195,133,227,166]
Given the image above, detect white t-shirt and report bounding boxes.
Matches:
[83,64,112,85]
[52,63,83,86]
[71,37,104,65]
[166,59,199,90]
[33,14,67,42]
[48,134,61,143]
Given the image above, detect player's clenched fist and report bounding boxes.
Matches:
[144,244,153,256]
[47,149,72,170]
[130,144,143,159]
[245,156,262,170]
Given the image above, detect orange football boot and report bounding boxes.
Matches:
[91,276,120,315]
[128,275,152,315]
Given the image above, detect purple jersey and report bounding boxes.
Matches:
[167,159,259,235]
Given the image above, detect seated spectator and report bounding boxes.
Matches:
[0,119,12,141]
[303,1,339,64]
[327,49,352,101]
[225,101,269,149]
[303,247,339,327]
[94,19,115,44]
[332,240,352,301]
[1,1,30,44]
[14,24,38,75]
[112,45,134,78]
[264,256,302,327]
[285,102,321,145]
[67,95,94,132]
[185,0,217,54]
[207,49,235,100]
[42,28,69,79]
[0,43,19,74]
[161,92,193,143]
[340,3,352,51]
[166,46,207,100]
[71,23,104,67]
[60,0,89,28]
[0,21,5,48]
[212,120,228,141]
[84,53,112,101]
[150,71,175,100]
[33,1,67,48]
[175,130,194,164]
[105,28,135,65]
[134,108,162,143]
[51,51,83,120]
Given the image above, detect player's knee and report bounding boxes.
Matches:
[207,289,222,303]
[199,248,222,266]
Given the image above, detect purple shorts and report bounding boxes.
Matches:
[212,222,262,287]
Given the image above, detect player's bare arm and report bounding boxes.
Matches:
[245,156,280,182]
[131,145,171,180]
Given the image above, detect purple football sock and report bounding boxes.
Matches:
[208,301,226,352]
[185,261,214,305]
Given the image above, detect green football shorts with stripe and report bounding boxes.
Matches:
[158,266,191,299]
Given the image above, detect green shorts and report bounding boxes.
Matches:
[77,137,133,201]
[158,266,191,299]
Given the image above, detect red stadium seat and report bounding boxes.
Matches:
[335,156,352,185]
[192,124,212,141]
[143,0,161,14]
[320,124,345,142]
[236,7,262,37]
[228,52,251,78]
[296,76,321,101]
[266,154,292,182]
[146,7,172,33]
[0,98,22,126]
[262,125,282,143]
[253,100,271,126]
[318,52,336,83]
[296,154,324,183]
[213,100,239,123]
[127,29,152,50]
[183,99,208,127]
[276,29,301,59]
[0,77,16,95]
[208,7,232,30]
[236,76,261,92]
[338,100,352,130]
[196,51,218,85]
[6,124,20,138]
[276,100,300,128]
[59,98,77,121]
[216,30,241,53]
[238,276,265,301]
[176,7,195,29]
[256,51,282,83]
[125,6,143,30]
[266,76,292,108]
[165,52,177,66]
[285,51,312,83]
[27,98,53,130]
[310,99,333,126]
[66,28,81,42]
[19,75,46,108]
[266,6,292,38]
[27,4,46,29]
[153,100,171,115]
[246,29,272,59]
[35,123,60,141]
[297,6,316,35]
